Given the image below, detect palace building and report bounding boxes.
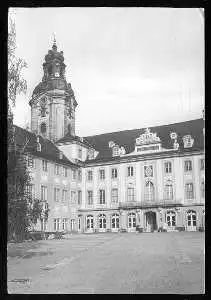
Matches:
[12,40,205,233]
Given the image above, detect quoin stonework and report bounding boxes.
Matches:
[13,40,205,234]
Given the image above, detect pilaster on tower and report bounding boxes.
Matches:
[29,40,78,142]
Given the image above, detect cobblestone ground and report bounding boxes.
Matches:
[7,232,205,294]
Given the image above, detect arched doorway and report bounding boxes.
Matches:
[111,214,119,231]
[99,214,106,232]
[186,210,197,231]
[145,211,157,232]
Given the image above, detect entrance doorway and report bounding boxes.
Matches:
[145,211,157,232]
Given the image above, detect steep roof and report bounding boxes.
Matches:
[84,118,204,161]
[56,133,95,148]
[13,126,78,168]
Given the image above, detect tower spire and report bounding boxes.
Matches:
[52,33,57,51]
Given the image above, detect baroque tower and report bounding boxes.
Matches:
[29,39,77,142]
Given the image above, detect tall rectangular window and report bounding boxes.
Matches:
[72,169,77,180]
[62,218,68,231]
[71,191,76,204]
[184,160,192,172]
[99,169,105,180]
[111,188,118,203]
[54,218,60,231]
[41,185,47,201]
[164,162,172,173]
[78,148,82,159]
[200,159,205,171]
[99,189,106,204]
[127,166,134,177]
[62,189,68,202]
[78,190,82,205]
[78,169,82,181]
[54,187,60,202]
[127,187,135,202]
[62,166,68,177]
[55,164,60,175]
[185,183,194,199]
[87,190,93,205]
[87,170,93,181]
[42,160,48,172]
[111,168,118,179]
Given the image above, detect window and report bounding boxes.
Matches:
[164,162,172,174]
[127,187,135,202]
[27,155,35,168]
[99,189,106,204]
[62,218,68,231]
[78,190,82,205]
[42,160,48,172]
[99,214,106,229]
[41,185,47,201]
[54,187,60,202]
[113,146,119,157]
[78,148,82,159]
[164,183,173,200]
[186,210,196,227]
[62,166,68,177]
[128,213,136,228]
[62,189,68,202]
[87,170,93,181]
[144,181,155,201]
[99,169,105,180]
[54,218,60,231]
[201,180,205,198]
[78,217,81,230]
[184,160,192,172]
[26,184,35,200]
[166,211,176,227]
[111,168,118,179]
[111,214,119,229]
[72,169,77,180]
[127,166,134,177]
[71,191,76,204]
[78,169,82,181]
[200,159,205,171]
[185,183,194,199]
[40,219,46,231]
[86,215,94,229]
[144,165,153,177]
[87,149,94,160]
[87,190,93,205]
[55,164,60,175]
[111,188,118,203]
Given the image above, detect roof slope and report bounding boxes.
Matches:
[13,126,78,167]
[84,118,204,160]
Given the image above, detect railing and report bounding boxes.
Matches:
[119,198,182,208]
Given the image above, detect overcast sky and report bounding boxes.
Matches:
[9,7,204,136]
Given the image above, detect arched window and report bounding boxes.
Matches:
[128,213,136,228]
[99,214,106,229]
[86,215,93,229]
[164,182,173,200]
[145,181,154,201]
[111,214,119,229]
[166,211,176,227]
[186,210,196,227]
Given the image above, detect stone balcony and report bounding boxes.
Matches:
[119,198,183,209]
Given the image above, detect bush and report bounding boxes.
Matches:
[198,227,205,232]
[54,231,64,239]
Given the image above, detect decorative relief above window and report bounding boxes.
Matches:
[144,165,153,177]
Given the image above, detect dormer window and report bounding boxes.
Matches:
[113,146,119,157]
[36,137,41,152]
[183,135,194,148]
[59,151,63,159]
[78,147,82,159]
[88,149,94,160]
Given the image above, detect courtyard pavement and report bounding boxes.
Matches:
[7,232,205,294]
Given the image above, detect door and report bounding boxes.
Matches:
[145,212,157,232]
[186,210,197,231]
